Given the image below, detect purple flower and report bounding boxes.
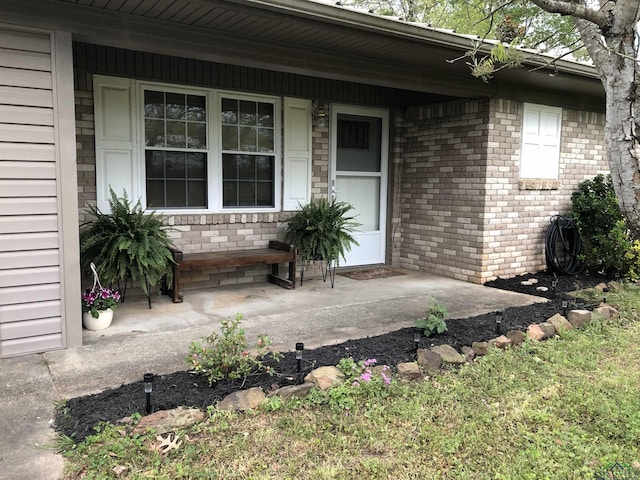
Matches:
[359,372,372,382]
[363,358,377,367]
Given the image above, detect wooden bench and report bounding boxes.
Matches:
[164,240,296,303]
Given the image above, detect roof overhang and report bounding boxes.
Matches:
[1,0,605,111]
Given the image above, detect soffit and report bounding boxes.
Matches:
[15,0,605,108]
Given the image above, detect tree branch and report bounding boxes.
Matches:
[527,0,609,29]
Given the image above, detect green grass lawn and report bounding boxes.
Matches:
[60,284,640,479]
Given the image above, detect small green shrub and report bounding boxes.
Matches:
[417,299,448,337]
[185,314,281,385]
[570,174,632,276]
[304,357,394,411]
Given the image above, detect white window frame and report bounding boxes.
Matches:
[519,103,562,180]
[136,81,281,214]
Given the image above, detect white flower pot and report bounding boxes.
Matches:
[83,308,114,331]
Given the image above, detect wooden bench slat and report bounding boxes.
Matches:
[178,249,293,270]
[164,240,296,303]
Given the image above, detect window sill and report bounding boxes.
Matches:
[518,179,559,190]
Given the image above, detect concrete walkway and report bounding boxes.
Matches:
[0,269,545,480]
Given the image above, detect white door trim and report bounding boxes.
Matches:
[330,104,389,266]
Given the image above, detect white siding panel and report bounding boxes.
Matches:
[0,67,52,89]
[0,124,55,143]
[1,333,63,357]
[0,214,58,234]
[0,283,61,305]
[0,105,54,126]
[0,29,50,53]
[0,266,61,287]
[0,27,66,358]
[0,161,56,179]
[0,232,58,251]
[0,300,61,323]
[0,180,57,197]
[0,317,62,340]
[0,86,53,108]
[0,250,59,269]
[0,47,52,71]
[0,143,55,161]
[0,197,58,215]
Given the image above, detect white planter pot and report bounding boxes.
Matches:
[82,308,114,331]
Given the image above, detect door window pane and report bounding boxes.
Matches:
[336,115,381,172]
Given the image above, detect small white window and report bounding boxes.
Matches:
[520,103,562,180]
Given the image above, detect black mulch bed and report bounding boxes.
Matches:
[55,270,612,444]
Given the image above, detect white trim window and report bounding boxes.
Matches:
[143,88,208,209]
[220,95,276,208]
[93,75,309,214]
[520,103,562,180]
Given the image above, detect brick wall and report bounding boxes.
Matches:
[74,71,328,291]
[398,98,607,284]
[399,100,490,283]
[481,99,607,282]
[76,67,608,289]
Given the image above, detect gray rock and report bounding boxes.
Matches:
[218,387,265,411]
[267,382,315,400]
[488,335,511,349]
[417,348,442,372]
[506,330,525,346]
[304,366,345,390]
[472,341,489,356]
[594,305,618,320]
[430,344,465,364]
[567,309,592,328]
[547,313,573,333]
[538,322,556,339]
[461,346,476,362]
[133,407,205,434]
[396,362,421,380]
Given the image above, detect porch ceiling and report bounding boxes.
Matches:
[3,0,604,109]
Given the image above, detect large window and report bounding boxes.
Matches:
[144,90,208,208]
[220,98,275,207]
[140,84,279,212]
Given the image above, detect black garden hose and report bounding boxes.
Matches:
[545,215,585,275]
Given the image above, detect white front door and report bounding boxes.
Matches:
[330,105,388,267]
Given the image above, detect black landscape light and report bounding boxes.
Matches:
[551,277,558,296]
[143,373,154,414]
[495,310,503,334]
[561,298,568,317]
[295,342,304,373]
[413,327,421,350]
[603,287,609,304]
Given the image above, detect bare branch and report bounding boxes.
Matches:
[527,0,609,29]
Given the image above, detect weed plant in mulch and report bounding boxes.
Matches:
[54,270,611,444]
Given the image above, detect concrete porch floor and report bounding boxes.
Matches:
[0,268,547,480]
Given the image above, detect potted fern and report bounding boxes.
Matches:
[284,198,360,285]
[79,189,174,303]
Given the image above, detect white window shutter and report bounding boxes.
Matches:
[520,103,562,179]
[93,75,137,212]
[283,98,312,211]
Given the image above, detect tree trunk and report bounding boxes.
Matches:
[575,8,640,235]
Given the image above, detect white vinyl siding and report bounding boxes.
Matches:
[520,103,562,179]
[0,27,66,357]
